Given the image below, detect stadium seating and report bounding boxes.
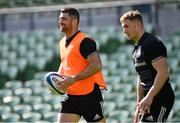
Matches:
[103,101,116,114]
[43,95,61,108]
[0,89,13,100]
[43,111,59,122]
[106,118,119,123]
[22,95,43,106]
[0,25,180,122]
[33,103,52,114]
[22,112,42,122]
[1,113,21,122]
[33,87,52,96]
[24,79,43,89]
[5,80,24,90]
[2,96,21,107]
[13,104,32,114]
[0,105,11,114]
[108,110,130,121]
[14,88,33,98]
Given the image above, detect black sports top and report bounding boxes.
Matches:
[132,32,169,93]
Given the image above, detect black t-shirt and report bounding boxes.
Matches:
[132,32,169,93]
[65,31,97,59]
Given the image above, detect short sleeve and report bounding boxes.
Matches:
[80,38,97,59]
[145,41,167,62]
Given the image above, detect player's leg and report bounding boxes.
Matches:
[152,85,174,122]
[58,113,81,123]
[139,84,175,122]
[80,101,106,122]
[139,105,172,122]
[139,92,174,122]
[58,97,81,123]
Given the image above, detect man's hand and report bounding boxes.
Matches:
[134,107,139,123]
[57,75,76,90]
[138,95,153,113]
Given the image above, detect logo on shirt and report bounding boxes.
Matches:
[135,61,146,67]
[145,115,154,121]
[133,46,143,59]
[93,114,101,120]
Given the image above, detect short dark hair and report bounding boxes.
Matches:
[120,10,143,23]
[60,8,80,24]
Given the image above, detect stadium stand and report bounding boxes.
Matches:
[1,25,180,122]
[0,0,180,122]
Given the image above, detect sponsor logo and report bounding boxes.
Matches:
[135,61,146,67]
[145,115,154,121]
[93,114,101,120]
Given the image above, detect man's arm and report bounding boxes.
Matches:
[57,63,64,75]
[57,37,101,89]
[137,75,144,103]
[134,76,144,122]
[146,57,169,99]
[73,52,102,81]
[58,52,102,89]
[138,57,169,112]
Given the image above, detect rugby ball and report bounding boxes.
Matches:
[45,72,66,95]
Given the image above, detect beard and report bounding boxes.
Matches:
[59,25,65,32]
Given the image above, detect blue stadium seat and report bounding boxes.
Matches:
[44,36,54,49]
[5,80,23,91]
[32,87,51,96]
[108,110,130,122]
[113,83,133,93]
[13,104,32,114]
[105,76,122,87]
[168,58,179,73]
[6,65,18,79]
[0,59,9,76]
[8,37,19,51]
[1,113,21,122]
[125,92,137,101]
[33,103,52,114]
[43,95,61,108]
[43,111,58,122]
[104,92,125,103]
[122,74,137,84]
[14,88,33,98]
[0,105,11,114]
[22,112,42,122]
[24,79,43,89]
[34,56,47,71]
[103,101,116,114]
[17,44,27,57]
[33,71,48,81]
[7,51,17,65]
[0,89,13,100]
[117,100,136,112]
[106,118,119,123]
[22,95,43,106]
[16,58,28,72]
[2,96,21,107]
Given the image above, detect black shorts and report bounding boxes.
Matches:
[139,83,175,122]
[60,84,105,122]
